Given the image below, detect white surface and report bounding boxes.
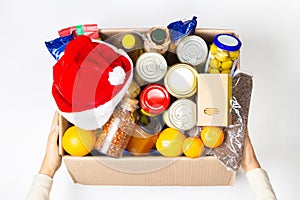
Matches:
[0,0,299,199]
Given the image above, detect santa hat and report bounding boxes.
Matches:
[52,35,133,130]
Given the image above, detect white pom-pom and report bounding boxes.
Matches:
[108,66,126,86]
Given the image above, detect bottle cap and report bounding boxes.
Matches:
[140,84,170,115]
[164,63,197,98]
[122,34,136,49]
[176,35,208,66]
[213,34,242,51]
[151,28,167,45]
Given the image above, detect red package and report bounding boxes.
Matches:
[58,24,99,39]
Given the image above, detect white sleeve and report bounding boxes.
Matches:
[246,168,277,200]
[26,174,53,200]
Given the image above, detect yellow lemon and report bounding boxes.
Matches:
[62,126,96,156]
[156,128,186,157]
[182,137,204,158]
[200,126,224,148]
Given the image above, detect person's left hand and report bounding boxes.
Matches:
[39,112,62,178]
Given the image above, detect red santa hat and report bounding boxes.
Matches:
[52,35,133,130]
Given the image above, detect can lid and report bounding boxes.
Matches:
[122,34,136,49]
[213,34,242,51]
[164,63,197,98]
[151,28,167,45]
[176,35,208,66]
[135,52,168,83]
[168,99,196,131]
[140,84,170,115]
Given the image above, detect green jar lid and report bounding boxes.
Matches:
[151,28,166,45]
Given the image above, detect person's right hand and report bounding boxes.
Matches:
[241,128,261,173]
[39,112,62,178]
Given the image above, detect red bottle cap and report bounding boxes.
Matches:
[140,84,170,115]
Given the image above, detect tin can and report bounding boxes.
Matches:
[139,84,170,116]
[205,34,242,74]
[176,35,208,72]
[164,63,197,98]
[163,99,196,131]
[134,52,168,86]
[126,115,163,155]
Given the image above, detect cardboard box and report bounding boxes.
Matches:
[59,28,240,186]
[197,74,232,127]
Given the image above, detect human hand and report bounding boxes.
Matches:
[39,111,62,178]
[241,128,261,173]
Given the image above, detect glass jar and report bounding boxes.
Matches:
[110,32,144,65]
[126,115,163,155]
[205,34,242,74]
[95,97,139,157]
[144,26,171,55]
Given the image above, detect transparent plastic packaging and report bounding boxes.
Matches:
[209,71,253,171]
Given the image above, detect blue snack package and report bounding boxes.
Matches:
[167,16,197,42]
[45,33,74,60]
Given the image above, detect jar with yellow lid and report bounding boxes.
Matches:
[111,32,144,65]
[205,34,242,74]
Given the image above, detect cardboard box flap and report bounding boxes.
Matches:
[63,156,235,186]
[99,28,238,44]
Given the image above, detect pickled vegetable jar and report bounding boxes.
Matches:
[205,34,242,74]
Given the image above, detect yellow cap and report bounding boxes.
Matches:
[122,34,136,49]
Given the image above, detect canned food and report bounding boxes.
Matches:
[205,34,242,74]
[176,35,208,72]
[126,115,163,155]
[163,99,196,131]
[134,52,168,86]
[140,84,170,116]
[164,63,197,98]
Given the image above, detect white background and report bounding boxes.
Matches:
[0,0,299,199]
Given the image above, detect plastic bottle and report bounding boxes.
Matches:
[95,97,139,157]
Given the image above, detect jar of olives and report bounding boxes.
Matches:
[205,34,242,74]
